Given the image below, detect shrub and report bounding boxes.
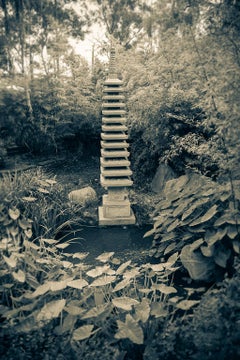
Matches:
[128,85,218,185]
[0,168,85,240]
[144,261,240,360]
[145,173,240,281]
[0,75,101,156]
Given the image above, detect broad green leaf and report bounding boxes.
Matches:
[67,279,88,289]
[18,218,32,229]
[55,243,70,249]
[12,270,26,283]
[64,305,85,316]
[81,304,109,319]
[143,227,155,238]
[150,263,165,272]
[3,255,17,268]
[41,238,57,245]
[161,232,177,242]
[87,265,111,278]
[29,282,50,298]
[21,196,37,202]
[154,215,169,229]
[115,314,144,344]
[111,257,121,265]
[123,267,140,279]
[37,187,49,194]
[38,180,51,187]
[112,297,139,311]
[96,252,115,263]
[24,240,39,250]
[45,179,57,185]
[151,283,177,295]
[204,229,224,246]
[24,229,33,238]
[72,252,89,260]
[138,288,153,294]
[189,205,218,227]
[167,252,179,266]
[9,208,20,220]
[175,300,199,310]
[227,225,238,239]
[49,280,68,292]
[133,298,150,323]
[150,303,168,318]
[167,219,180,232]
[116,260,132,275]
[36,258,52,265]
[62,261,73,268]
[173,199,191,217]
[112,278,131,292]
[201,244,215,257]
[164,242,177,255]
[214,247,231,268]
[90,275,116,287]
[36,299,66,321]
[72,324,94,341]
[233,240,240,254]
[181,197,210,221]
[189,238,204,251]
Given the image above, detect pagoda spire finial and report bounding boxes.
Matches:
[109,46,117,78]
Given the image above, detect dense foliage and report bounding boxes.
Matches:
[0,169,239,359]
[145,173,240,281]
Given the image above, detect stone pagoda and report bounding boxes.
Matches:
[98,47,136,226]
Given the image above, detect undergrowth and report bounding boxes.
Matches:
[0,168,239,359]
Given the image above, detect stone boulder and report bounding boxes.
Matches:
[151,163,176,193]
[68,186,97,207]
[180,243,217,282]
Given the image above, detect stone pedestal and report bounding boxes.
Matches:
[98,47,135,226]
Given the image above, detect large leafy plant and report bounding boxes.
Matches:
[0,239,202,359]
[145,173,240,281]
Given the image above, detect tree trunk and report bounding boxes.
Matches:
[1,0,14,75]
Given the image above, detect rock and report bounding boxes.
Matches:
[180,244,216,282]
[151,163,177,193]
[68,186,97,206]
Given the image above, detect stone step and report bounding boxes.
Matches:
[103,87,124,93]
[102,102,125,108]
[101,167,132,177]
[104,79,123,86]
[100,158,130,167]
[101,149,129,158]
[102,110,126,116]
[103,95,125,101]
[101,133,128,140]
[102,125,128,132]
[101,141,129,149]
[101,175,133,187]
[102,117,127,124]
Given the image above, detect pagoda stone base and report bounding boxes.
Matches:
[98,206,136,226]
[98,189,136,225]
